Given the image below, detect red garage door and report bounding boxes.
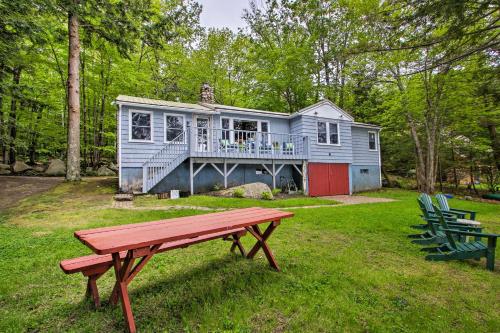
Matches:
[308,163,349,196]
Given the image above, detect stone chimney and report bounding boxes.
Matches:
[200,83,215,104]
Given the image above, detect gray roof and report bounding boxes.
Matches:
[114,95,381,129]
[200,103,290,117]
[115,95,212,112]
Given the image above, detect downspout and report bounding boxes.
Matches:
[116,102,122,190]
[378,130,382,188]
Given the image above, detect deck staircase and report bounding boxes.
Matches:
[142,131,188,193]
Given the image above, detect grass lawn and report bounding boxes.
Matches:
[134,194,338,209]
[0,179,499,332]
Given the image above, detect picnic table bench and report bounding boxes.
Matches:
[60,207,293,333]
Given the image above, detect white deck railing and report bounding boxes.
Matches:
[188,127,309,159]
[142,128,309,192]
[142,131,188,193]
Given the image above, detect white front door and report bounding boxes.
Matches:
[195,116,211,152]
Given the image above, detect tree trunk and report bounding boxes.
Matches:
[486,123,500,170]
[0,63,5,163]
[66,3,81,181]
[81,49,87,170]
[451,146,459,190]
[8,67,21,164]
[29,104,43,165]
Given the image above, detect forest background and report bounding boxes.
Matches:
[0,0,498,194]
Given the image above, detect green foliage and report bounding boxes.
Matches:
[232,188,245,198]
[271,188,281,196]
[261,191,273,200]
[0,0,497,192]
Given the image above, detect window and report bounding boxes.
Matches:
[360,169,369,174]
[130,110,152,142]
[317,121,327,143]
[260,121,270,144]
[329,123,339,145]
[317,121,340,145]
[233,119,258,142]
[221,117,230,141]
[256,167,269,175]
[165,114,185,142]
[368,131,377,150]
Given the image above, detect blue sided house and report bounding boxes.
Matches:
[115,89,381,196]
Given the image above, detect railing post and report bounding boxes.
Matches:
[142,165,147,193]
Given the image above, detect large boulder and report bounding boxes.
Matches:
[215,182,273,199]
[97,165,116,176]
[45,159,66,176]
[0,168,11,175]
[33,164,46,173]
[107,162,118,173]
[0,163,9,171]
[12,161,32,173]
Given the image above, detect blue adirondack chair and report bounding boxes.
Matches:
[435,193,477,220]
[421,206,498,271]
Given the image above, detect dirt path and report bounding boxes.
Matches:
[112,195,395,211]
[320,195,395,205]
[0,176,64,210]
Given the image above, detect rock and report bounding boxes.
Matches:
[114,194,134,201]
[108,162,118,172]
[33,165,46,173]
[97,165,116,176]
[24,169,42,176]
[215,182,273,199]
[0,168,11,175]
[84,166,97,176]
[12,161,32,173]
[464,195,473,201]
[45,159,66,176]
[0,163,9,171]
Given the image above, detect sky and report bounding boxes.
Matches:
[197,0,250,32]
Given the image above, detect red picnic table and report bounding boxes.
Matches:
[66,207,294,333]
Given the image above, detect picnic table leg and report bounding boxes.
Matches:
[230,233,247,257]
[112,252,136,333]
[245,220,281,271]
[86,276,100,308]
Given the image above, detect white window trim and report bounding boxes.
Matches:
[129,109,154,143]
[317,121,341,146]
[368,130,377,151]
[164,113,186,143]
[219,117,271,143]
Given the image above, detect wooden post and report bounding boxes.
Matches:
[189,159,194,195]
[302,160,308,195]
[272,160,276,189]
[224,159,227,188]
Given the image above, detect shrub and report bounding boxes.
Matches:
[261,191,273,200]
[212,183,222,191]
[233,188,245,198]
[271,188,281,196]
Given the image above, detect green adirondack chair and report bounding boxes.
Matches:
[435,194,477,220]
[422,206,499,271]
[412,194,479,230]
[408,199,481,245]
